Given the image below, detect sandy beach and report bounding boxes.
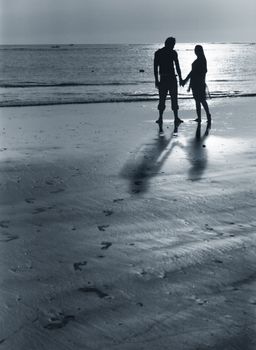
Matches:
[0,97,256,349]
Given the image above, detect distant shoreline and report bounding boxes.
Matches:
[0,42,255,46]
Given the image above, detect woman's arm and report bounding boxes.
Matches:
[183,71,191,85]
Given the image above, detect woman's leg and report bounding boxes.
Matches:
[202,100,211,122]
[195,100,201,122]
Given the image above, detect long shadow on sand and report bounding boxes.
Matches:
[121,131,180,194]
[186,123,211,181]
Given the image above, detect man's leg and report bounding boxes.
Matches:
[170,99,183,125]
[173,109,183,123]
[170,82,183,125]
[157,84,168,132]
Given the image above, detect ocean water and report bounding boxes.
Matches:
[0,43,255,107]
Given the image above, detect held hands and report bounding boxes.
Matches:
[156,79,188,89]
[180,79,191,92]
[179,78,186,87]
[180,78,190,92]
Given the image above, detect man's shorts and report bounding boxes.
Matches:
[158,77,178,112]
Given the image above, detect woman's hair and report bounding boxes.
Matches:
[195,45,207,72]
[194,45,205,58]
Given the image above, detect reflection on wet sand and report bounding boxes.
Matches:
[122,122,212,193]
[121,131,180,194]
[187,123,211,181]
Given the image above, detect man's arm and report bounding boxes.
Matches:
[174,52,182,85]
[154,52,159,88]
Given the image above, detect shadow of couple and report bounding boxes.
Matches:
[121,122,211,194]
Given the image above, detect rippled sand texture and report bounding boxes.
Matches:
[0,98,256,349]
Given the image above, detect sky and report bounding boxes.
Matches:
[0,0,255,44]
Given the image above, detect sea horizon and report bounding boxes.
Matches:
[0,42,256,108]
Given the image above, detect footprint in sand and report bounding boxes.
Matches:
[97,225,109,231]
[0,220,10,228]
[33,207,47,214]
[25,198,35,204]
[78,287,109,299]
[140,270,147,276]
[113,198,124,203]
[44,314,75,330]
[205,224,214,231]
[45,180,54,185]
[0,232,19,242]
[213,259,223,264]
[103,210,113,216]
[195,298,208,305]
[73,261,87,271]
[33,206,54,214]
[10,263,33,273]
[134,180,142,186]
[101,241,112,250]
[50,188,65,194]
[136,302,144,307]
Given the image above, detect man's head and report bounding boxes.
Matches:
[165,37,176,49]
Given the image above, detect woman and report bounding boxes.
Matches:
[183,45,211,125]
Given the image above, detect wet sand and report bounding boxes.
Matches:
[0,98,256,349]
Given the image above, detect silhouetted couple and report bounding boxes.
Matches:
[154,37,211,133]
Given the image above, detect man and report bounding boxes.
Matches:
[154,37,183,133]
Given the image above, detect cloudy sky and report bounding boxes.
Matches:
[0,0,255,44]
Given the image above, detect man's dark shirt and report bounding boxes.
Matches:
[154,47,179,79]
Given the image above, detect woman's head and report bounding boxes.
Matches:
[194,45,205,58]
